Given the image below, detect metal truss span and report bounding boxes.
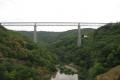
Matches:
[0,22,110,47]
[0,22,108,26]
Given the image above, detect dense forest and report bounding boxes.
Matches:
[1,22,120,80]
[49,23,120,80]
[0,25,57,80]
[19,22,120,80]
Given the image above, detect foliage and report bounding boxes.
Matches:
[0,25,57,80]
[47,23,120,80]
[12,22,120,80]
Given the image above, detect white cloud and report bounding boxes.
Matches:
[0,0,120,31]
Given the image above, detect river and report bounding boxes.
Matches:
[51,70,78,80]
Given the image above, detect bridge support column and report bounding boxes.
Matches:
[33,24,37,43]
[77,23,81,47]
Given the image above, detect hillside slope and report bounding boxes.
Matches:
[97,65,120,80]
[48,23,120,80]
[17,23,120,80]
[0,25,57,80]
[49,28,95,63]
[88,23,120,80]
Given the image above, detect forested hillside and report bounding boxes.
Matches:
[0,25,57,80]
[49,28,95,63]
[89,23,120,80]
[50,23,120,80]
[16,22,120,80]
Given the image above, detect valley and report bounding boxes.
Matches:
[1,22,120,80]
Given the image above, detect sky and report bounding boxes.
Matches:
[0,0,120,31]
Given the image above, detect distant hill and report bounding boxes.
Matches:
[19,31,61,45]
[18,28,95,45]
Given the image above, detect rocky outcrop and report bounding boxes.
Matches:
[97,65,120,80]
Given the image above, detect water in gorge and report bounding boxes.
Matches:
[51,70,78,80]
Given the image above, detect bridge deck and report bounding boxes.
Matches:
[0,22,108,26]
[0,22,110,46]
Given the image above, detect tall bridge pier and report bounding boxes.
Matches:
[34,24,37,43]
[77,23,81,47]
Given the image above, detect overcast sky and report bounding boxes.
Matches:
[0,0,120,31]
